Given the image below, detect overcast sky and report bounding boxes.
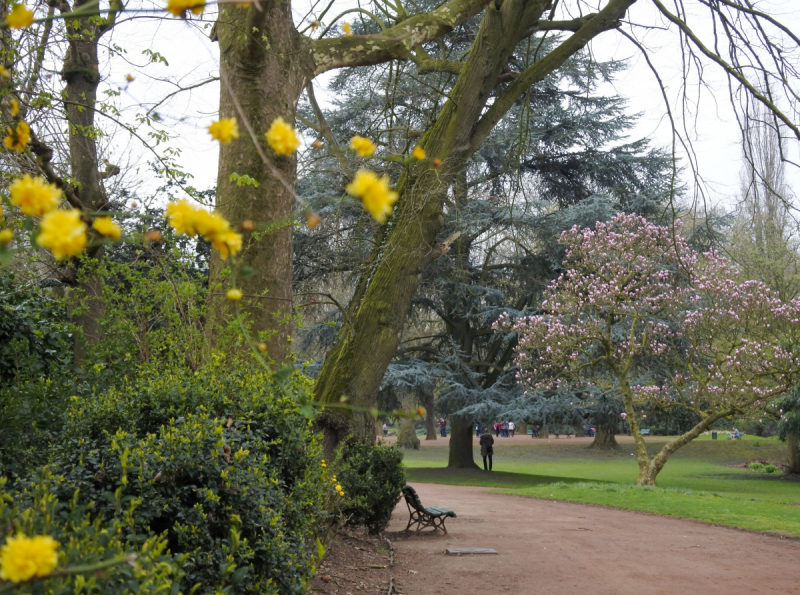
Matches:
[97,0,800,212]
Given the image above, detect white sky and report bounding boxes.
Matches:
[95,0,800,211]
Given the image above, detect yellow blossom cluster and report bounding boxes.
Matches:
[265,117,300,155]
[350,135,375,157]
[0,534,59,583]
[208,118,240,144]
[166,0,204,17]
[4,120,30,151]
[342,23,352,36]
[6,4,34,29]
[10,99,19,116]
[10,174,61,217]
[412,146,426,160]
[36,209,87,260]
[329,474,344,496]
[165,199,243,259]
[345,170,399,224]
[0,65,10,80]
[226,288,243,301]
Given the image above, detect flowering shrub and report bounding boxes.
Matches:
[0,472,182,593]
[46,365,329,594]
[501,213,800,485]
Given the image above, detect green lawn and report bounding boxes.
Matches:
[403,436,800,537]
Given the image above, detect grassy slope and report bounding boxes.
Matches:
[403,435,800,537]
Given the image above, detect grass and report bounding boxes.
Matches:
[402,435,800,537]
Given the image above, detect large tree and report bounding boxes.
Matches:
[506,213,800,485]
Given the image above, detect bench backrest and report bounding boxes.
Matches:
[402,485,424,511]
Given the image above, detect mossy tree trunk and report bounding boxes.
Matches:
[206,0,493,358]
[315,0,635,454]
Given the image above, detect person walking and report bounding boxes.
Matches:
[502,420,508,438]
[382,423,388,436]
[494,422,500,437]
[439,418,447,437]
[509,420,515,437]
[475,422,482,437]
[480,428,494,471]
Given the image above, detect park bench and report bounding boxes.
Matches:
[401,485,457,535]
[640,429,651,436]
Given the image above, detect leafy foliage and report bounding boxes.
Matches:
[335,441,405,534]
[45,364,328,595]
[0,472,183,594]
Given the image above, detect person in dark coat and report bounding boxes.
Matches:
[479,428,494,471]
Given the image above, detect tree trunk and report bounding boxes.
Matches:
[589,421,620,450]
[424,392,437,440]
[447,414,479,469]
[787,433,800,474]
[314,0,561,453]
[60,2,112,364]
[206,4,305,361]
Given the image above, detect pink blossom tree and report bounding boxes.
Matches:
[500,213,800,485]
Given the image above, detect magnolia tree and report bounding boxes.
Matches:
[499,213,800,485]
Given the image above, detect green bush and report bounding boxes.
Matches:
[335,441,405,534]
[0,472,183,594]
[46,364,329,595]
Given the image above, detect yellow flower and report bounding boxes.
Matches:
[0,228,12,243]
[4,120,30,152]
[0,65,10,80]
[226,289,243,301]
[0,534,59,583]
[166,0,204,17]
[350,135,376,157]
[93,217,122,239]
[342,22,351,35]
[211,230,243,259]
[10,99,19,116]
[192,209,230,239]
[412,146,426,160]
[321,462,326,468]
[125,74,135,82]
[265,117,300,155]
[6,5,34,29]
[165,199,199,236]
[208,118,240,144]
[416,406,426,417]
[345,170,399,224]
[10,174,61,217]
[36,209,87,260]
[339,490,345,496]
[335,485,342,491]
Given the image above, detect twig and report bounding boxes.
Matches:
[380,533,395,567]
[386,576,394,595]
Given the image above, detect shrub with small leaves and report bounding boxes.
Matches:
[46,364,329,595]
[334,441,405,534]
[0,472,183,594]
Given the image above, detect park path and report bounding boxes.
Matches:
[384,483,800,594]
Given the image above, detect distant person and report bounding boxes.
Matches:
[480,428,494,471]
[439,418,447,437]
[501,420,508,437]
[494,422,500,437]
[476,422,482,437]
[509,421,515,437]
[532,424,539,438]
[382,423,388,436]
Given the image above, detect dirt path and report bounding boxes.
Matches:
[384,483,800,594]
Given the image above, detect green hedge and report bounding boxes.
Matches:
[335,441,405,534]
[46,364,329,595]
